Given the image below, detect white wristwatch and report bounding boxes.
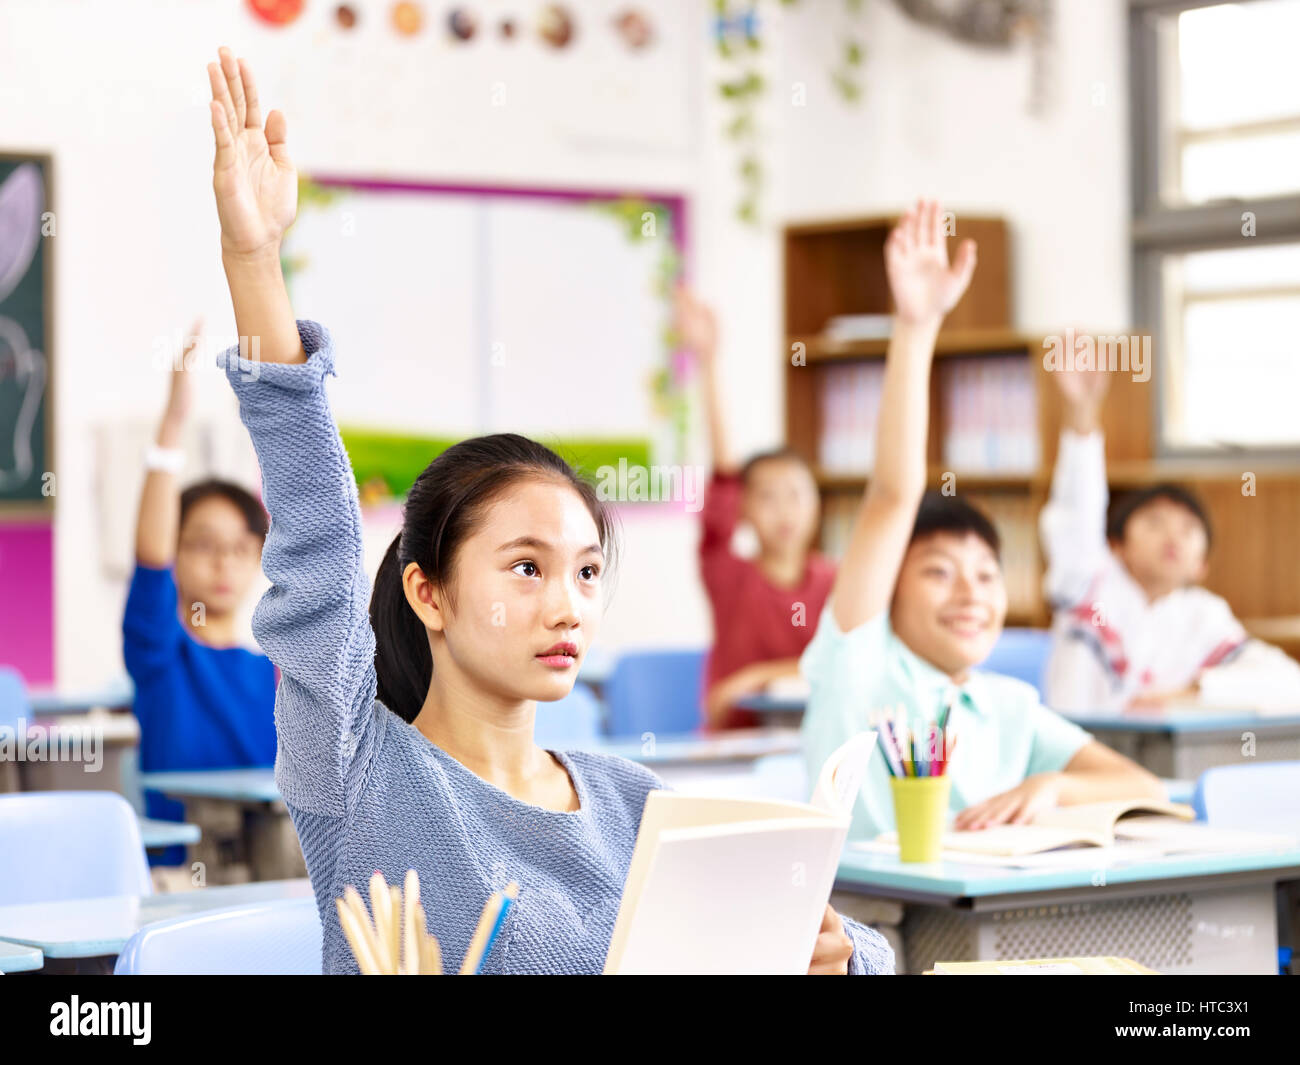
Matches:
[143,445,185,474]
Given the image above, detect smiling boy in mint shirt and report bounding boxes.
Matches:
[799,200,1162,842]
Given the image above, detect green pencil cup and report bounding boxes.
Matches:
[889,776,951,863]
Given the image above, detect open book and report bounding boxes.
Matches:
[603,731,875,975]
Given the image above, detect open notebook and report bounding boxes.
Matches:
[603,731,875,975]
[869,797,1296,862]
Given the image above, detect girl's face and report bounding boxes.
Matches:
[174,496,263,619]
[428,479,605,704]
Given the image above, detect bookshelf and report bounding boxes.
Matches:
[782,213,1300,634]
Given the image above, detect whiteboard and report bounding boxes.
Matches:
[283,180,683,465]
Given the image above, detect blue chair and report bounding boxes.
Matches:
[0,665,28,731]
[115,897,322,975]
[0,791,151,904]
[534,682,602,747]
[981,628,1052,699]
[603,649,706,738]
[1192,761,1300,834]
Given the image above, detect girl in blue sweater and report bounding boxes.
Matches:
[205,46,893,974]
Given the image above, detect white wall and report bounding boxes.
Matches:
[0,0,1129,688]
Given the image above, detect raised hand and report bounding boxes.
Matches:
[884,200,977,328]
[673,284,719,361]
[162,317,205,428]
[1054,353,1112,433]
[208,47,297,259]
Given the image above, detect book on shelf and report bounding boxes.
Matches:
[817,362,885,475]
[823,314,893,341]
[940,356,1040,474]
[604,731,876,974]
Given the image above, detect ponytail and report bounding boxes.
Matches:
[369,532,433,723]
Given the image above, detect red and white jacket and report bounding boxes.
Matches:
[1040,431,1300,713]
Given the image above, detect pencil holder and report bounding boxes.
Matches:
[889,776,951,863]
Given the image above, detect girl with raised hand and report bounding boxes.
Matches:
[205,46,893,974]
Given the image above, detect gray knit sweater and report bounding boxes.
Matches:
[221,320,895,975]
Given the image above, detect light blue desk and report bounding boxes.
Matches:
[570,728,801,790]
[141,770,301,883]
[0,938,44,973]
[136,816,201,851]
[835,843,1300,974]
[26,676,135,716]
[1063,708,1300,779]
[0,879,312,964]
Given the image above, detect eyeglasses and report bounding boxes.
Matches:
[177,537,261,563]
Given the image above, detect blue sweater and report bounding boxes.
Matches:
[222,320,894,975]
[122,563,277,851]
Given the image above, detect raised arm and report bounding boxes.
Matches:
[830,201,977,632]
[207,47,376,816]
[133,321,202,567]
[675,286,738,475]
[1040,363,1112,607]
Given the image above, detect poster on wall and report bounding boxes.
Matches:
[0,153,52,510]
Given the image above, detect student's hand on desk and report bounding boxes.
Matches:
[808,905,853,975]
[951,773,1064,831]
[884,199,977,329]
[1127,678,1200,712]
[208,46,298,260]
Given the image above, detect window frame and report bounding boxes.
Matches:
[1129,0,1300,459]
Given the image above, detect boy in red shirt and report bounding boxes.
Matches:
[676,289,835,729]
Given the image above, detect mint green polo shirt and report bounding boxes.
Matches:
[799,606,1093,841]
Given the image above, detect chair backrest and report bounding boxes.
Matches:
[0,791,151,904]
[981,628,1052,699]
[0,665,28,732]
[115,897,323,975]
[534,682,603,747]
[603,649,706,738]
[1193,761,1300,834]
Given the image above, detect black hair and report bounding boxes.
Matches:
[178,479,269,540]
[1107,483,1212,547]
[740,447,814,487]
[909,491,1001,557]
[368,433,617,724]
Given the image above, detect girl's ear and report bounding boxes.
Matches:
[402,561,446,633]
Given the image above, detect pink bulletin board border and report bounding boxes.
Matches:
[0,520,54,685]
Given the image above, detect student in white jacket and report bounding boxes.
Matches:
[1041,362,1300,713]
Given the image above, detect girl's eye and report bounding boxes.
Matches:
[512,561,539,578]
[579,564,600,581]
[923,567,950,579]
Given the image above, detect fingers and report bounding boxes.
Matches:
[239,57,262,129]
[949,237,977,297]
[922,198,939,250]
[208,58,237,138]
[218,46,247,130]
[209,99,235,172]
[808,928,853,975]
[265,109,291,167]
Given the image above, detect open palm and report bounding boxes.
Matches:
[884,200,977,326]
[208,47,297,257]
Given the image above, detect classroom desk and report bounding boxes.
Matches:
[140,770,303,884]
[1063,708,1300,779]
[0,939,44,973]
[0,879,312,970]
[834,844,1300,975]
[26,676,135,716]
[732,693,806,729]
[137,816,201,851]
[571,728,802,790]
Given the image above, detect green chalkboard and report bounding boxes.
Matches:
[0,154,52,507]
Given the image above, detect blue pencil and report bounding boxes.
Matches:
[475,881,520,974]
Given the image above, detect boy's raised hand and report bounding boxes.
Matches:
[884,200,977,328]
[673,284,718,361]
[1054,357,1111,434]
[208,47,297,259]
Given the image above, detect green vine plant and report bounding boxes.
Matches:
[714,0,868,225]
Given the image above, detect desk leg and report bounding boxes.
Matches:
[182,798,252,885]
[246,804,307,882]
